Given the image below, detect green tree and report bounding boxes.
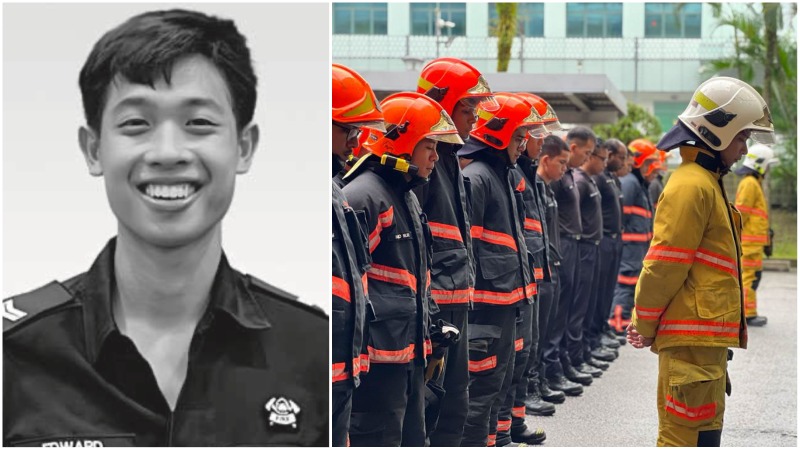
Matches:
[704,3,797,209]
[592,103,662,144]
[495,3,517,72]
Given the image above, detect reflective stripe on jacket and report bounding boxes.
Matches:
[633,146,747,351]
[412,143,474,309]
[512,155,551,283]
[618,171,654,275]
[735,174,769,251]
[462,146,536,308]
[332,182,370,387]
[343,167,433,365]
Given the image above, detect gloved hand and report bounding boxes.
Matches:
[425,356,445,382]
[764,228,774,257]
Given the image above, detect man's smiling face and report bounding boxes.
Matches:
[80,55,257,248]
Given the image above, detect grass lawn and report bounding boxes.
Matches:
[768,208,797,260]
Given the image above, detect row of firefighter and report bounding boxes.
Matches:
[331,58,776,447]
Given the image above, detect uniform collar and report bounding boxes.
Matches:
[82,238,272,365]
[679,146,723,179]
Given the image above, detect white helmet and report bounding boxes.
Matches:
[678,77,775,151]
[741,143,780,175]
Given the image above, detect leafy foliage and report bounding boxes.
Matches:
[592,103,663,145]
[704,3,797,209]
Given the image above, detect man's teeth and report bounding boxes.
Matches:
[144,183,196,200]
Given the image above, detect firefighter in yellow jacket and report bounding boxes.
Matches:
[627,77,775,447]
[734,143,779,327]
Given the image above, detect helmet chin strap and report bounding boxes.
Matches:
[346,154,420,177]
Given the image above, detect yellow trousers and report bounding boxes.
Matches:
[741,245,763,318]
[656,346,728,447]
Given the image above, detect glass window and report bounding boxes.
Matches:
[645,3,702,38]
[332,3,388,35]
[566,3,623,38]
[488,3,544,37]
[410,3,467,36]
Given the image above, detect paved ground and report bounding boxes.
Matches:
[522,270,797,447]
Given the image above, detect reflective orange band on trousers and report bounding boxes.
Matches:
[512,406,525,418]
[497,420,511,432]
[514,338,524,351]
[665,395,716,422]
[618,274,639,285]
[469,355,497,372]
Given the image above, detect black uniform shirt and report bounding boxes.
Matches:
[4,239,328,447]
[550,168,582,237]
[574,168,603,242]
[593,169,623,237]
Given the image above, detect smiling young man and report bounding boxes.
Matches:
[3,10,327,447]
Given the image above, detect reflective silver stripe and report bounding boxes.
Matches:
[658,322,739,334]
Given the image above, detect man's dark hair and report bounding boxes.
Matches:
[602,138,626,156]
[566,126,597,145]
[79,9,257,133]
[541,135,570,158]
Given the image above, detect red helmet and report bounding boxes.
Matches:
[628,138,659,168]
[513,93,550,139]
[364,92,463,158]
[417,57,496,115]
[470,92,542,150]
[515,93,563,133]
[332,64,385,131]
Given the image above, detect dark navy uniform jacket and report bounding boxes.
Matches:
[4,239,328,447]
[573,167,603,243]
[513,155,552,283]
[332,181,369,390]
[461,144,535,309]
[412,142,474,310]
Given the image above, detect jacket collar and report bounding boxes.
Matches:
[81,238,272,365]
[679,146,724,179]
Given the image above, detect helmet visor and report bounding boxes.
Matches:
[749,130,776,146]
[526,123,549,139]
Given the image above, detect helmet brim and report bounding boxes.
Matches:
[427,132,464,145]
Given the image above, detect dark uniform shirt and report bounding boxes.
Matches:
[542,178,562,264]
[4,239,328,447]
[551,168,582,238]
[593,169,623,237]
[574,168,603,243]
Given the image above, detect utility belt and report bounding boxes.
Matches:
[603,232,620,240]
[560,233,582,241]
[578,237,601,246]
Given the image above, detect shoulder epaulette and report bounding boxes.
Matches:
[3,281,74,333]
[246,274,328,319]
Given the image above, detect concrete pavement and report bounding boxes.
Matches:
[522,270,797,447]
